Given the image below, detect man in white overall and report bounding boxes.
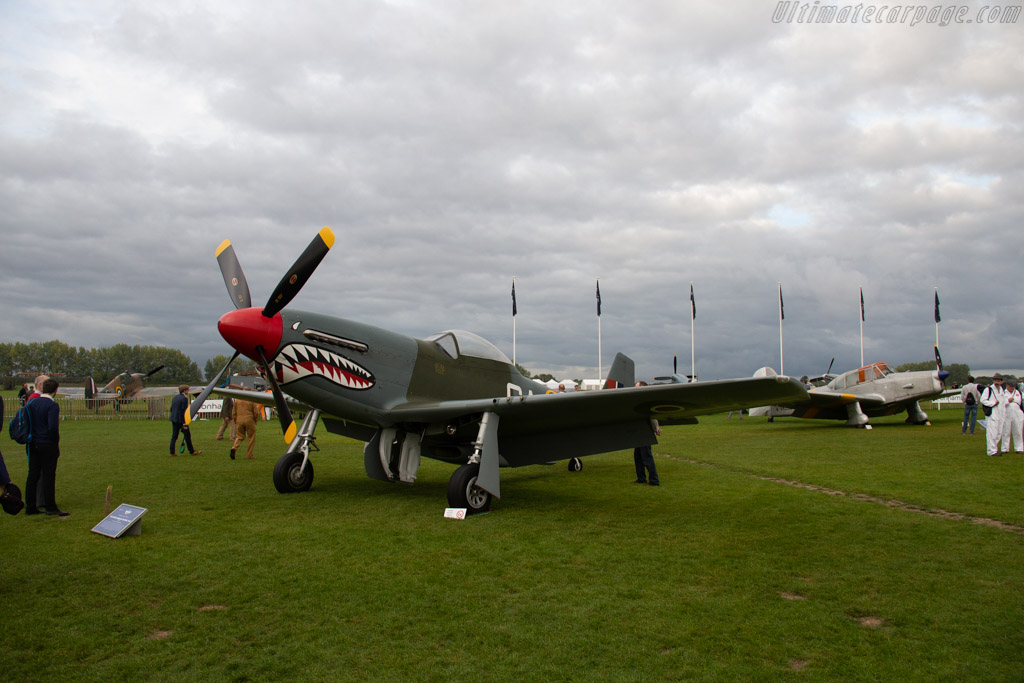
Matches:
[980,373,1008,456]
[1001,379,1023,454]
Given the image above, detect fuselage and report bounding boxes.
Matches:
[218,307,548,435]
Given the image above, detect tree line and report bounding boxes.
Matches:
[894,361,975,386]
[0,341,203,389]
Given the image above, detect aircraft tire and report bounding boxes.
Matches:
[447,463,491,514]
[273,451,314,493]
[567,457,582,472]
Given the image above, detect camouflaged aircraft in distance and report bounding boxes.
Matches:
[59,366,199,402]
[748,359,950,428]
[187,227,811,514]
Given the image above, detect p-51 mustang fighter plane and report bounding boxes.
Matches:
[748,360,950,428]
[188,228,810,513]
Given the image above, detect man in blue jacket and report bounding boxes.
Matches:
[169,385,202,456]
[25,377,68,517]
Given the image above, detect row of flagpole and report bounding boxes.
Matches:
[512,279,942,379]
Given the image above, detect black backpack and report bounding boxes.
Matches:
[8,399,34,445]
[980,386,993,417]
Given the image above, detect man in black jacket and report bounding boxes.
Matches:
[169,385,202,456]
[25,378,68,516]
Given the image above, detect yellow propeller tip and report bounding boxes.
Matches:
[318,227,335,249]
[215,239,232,258]
[283,421,297,443]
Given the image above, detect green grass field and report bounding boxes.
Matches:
[1,402,1022,681]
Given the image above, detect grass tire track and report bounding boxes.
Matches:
[660,452,1024,535]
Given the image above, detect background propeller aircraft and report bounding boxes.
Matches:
[748,357,950,428]
[59,366,197,401]
[189,227,811,513]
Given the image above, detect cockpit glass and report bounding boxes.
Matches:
[424,330,511,363]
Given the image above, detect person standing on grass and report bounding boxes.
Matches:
[24,378,68,517]
[1001,379,1023,454]
[0,397,25,515]
[631,381,661,486]
[230,397,262,460]
[169,385,202,456]
[215,395,236,442]
[980,373,1008,456]
[960,376,981,435]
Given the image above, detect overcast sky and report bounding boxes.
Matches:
[2,1,1021,383]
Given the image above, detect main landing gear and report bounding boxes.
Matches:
[273,409,320,493]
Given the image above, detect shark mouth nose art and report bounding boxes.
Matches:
[272,343,375,390]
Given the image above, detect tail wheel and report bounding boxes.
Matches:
[447,463,492,514]
[567,457,582,472]
[273,451,314,493]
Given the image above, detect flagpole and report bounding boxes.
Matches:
[778,282,784,375]
[690,282,696,383]
[596,278,602,380]
[859,286,864,367]
[511,277,517,366]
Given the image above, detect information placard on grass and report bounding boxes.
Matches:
[91,504,148,538]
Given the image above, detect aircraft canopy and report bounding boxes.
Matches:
[425,330,512,364]
[829,362,895,390]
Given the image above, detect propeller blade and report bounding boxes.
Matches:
[145,365,165,379]
[256,346,297,443]
[262,227,335,318]
[934,344,943,372]
[825,357,835,376]
[216,240,252,309]
[673,355,678,374]
[188,351,240,422]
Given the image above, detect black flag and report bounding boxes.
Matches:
[596,281,602,317]
[511,281,517,317]
[860,287,865,322]
[934,291,941,323]
[779,285,784,320]
[690,284,696,320]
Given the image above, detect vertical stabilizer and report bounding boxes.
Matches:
[605,353,635,389]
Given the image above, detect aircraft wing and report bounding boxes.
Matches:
[57,387,85,396]
[391,375,810,427]
[134,385,206,398]
[800,389,888,409]
[211,387,305,409]
[384,375,810,467]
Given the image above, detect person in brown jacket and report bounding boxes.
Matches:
[231,398,263,460]
[215,395,236,441]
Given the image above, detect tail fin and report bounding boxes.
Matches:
[605,353,635,389]
[747,367,778,417]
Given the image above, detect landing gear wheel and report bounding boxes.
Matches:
[273,451,314,493]
[447,463,492,514]
[568,457,582,472]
